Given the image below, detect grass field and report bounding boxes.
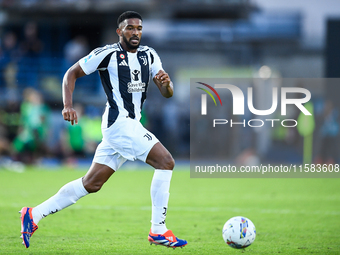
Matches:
[0,165,339,254]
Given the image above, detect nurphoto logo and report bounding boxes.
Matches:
[196,82,312,128]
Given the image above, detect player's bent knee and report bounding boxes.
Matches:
[146,143,176,170]
[162,154,175,170]
[83,182,103,193]
[83,179,105,193]
[82,163,115,193]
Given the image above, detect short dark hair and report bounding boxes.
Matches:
[117,11,143,27]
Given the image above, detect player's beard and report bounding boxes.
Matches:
[122,34,140,50]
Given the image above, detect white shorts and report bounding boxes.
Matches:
[93,117,159,171]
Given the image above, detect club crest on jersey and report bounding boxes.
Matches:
[139,56,147,66]
[120,54,125,59]
[144,133,152,141]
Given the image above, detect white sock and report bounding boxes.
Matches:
[150,169,172,234]
[32,177,89,224]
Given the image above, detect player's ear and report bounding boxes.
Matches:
[116,28,122,37]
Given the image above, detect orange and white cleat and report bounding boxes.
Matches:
[148,229,187,249]
[20,207,38,248]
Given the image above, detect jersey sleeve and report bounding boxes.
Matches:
[149,48,163,78]
[79,45,114,75]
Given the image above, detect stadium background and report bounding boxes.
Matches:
[1,0,340,167]
[1,1,340,254]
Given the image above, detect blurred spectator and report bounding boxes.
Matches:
[81,106,102,156]
[0,31,20,63]
[19,21,44,88]
[0,97,20,143]
[20,21,43,58]
[59,103,101,165]
[0,120,11,156]
[62,103,85,159]
[162,100,180,154]
[0,31,20,88]
[12,88,50,164]
[315,100,339,164]
[63,35,96,91]
[44,110,67,160]
[64,35,89,65]
[0,32,21,158]
[61,104,102,161]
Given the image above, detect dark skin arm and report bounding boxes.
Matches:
[153,70,173,98]
[62,62,86,125]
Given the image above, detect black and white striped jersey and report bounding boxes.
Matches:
[79,42,163,128]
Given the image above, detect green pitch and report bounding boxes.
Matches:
[0,166,339,254]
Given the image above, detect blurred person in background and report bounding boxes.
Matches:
[63,35,90,66]
[63,36,92,91]
[0,118,11,157]
[0,96,20,152]
[0,31,20,64]
[0,31,20,88]
[61,103,86,163]
[20,21,43,58]
[60,103,102,165]
[12,88,49,164]
[19,21,43,88]
[19,11,187,249]
[0,33,21,159]
[315,100,339,164]
[80,106,102,156]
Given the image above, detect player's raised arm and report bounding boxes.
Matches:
[153,70,173,98]
[62,62,86,125]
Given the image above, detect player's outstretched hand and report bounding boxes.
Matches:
[62,107,78,125]
[155,70,171,87]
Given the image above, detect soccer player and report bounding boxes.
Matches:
[20,11,187,249]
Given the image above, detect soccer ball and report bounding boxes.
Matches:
[222,216,256,249]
